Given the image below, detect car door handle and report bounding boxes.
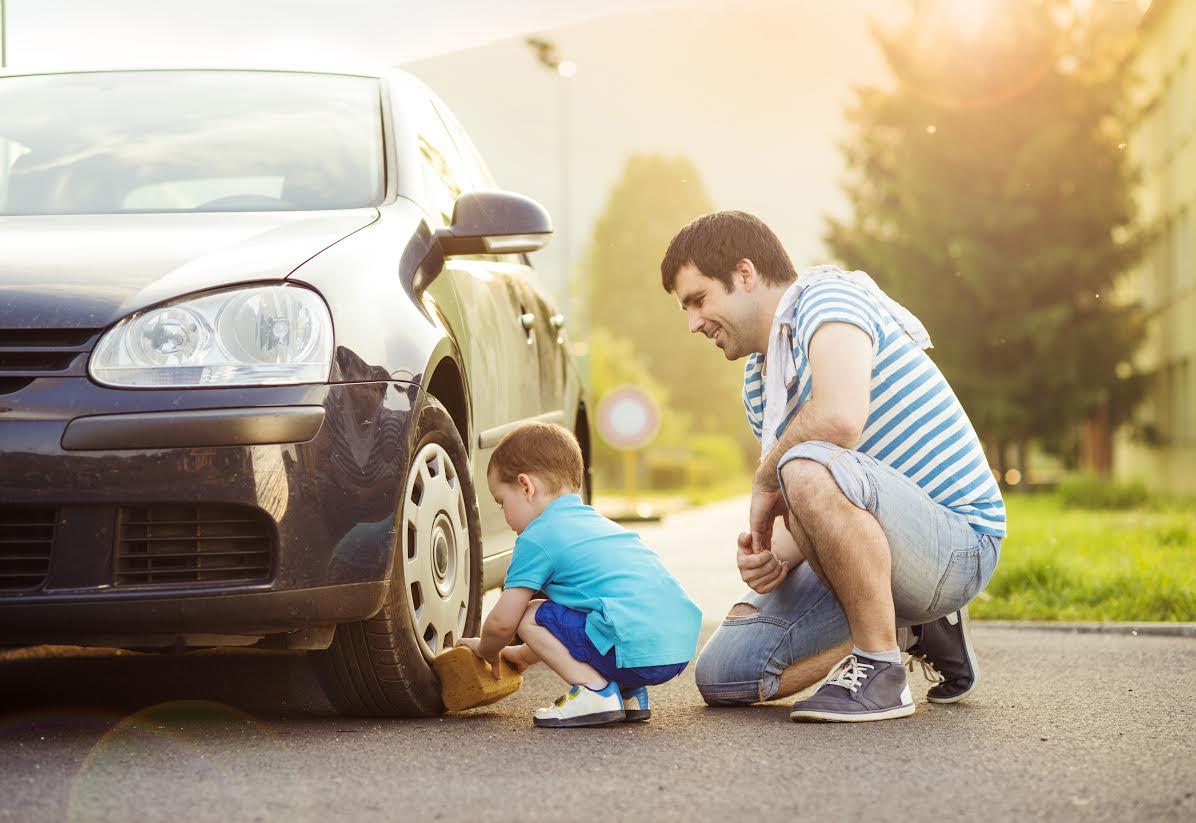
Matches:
[520,312,536,345]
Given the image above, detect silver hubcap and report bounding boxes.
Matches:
[401,442,470,660]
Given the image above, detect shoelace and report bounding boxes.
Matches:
[552,685,581,708]
[906,653,946,685]
[823,654,874,693]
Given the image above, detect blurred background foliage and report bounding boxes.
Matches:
[579,155,755,494]
[580,0,1150,499]
[826,0,1146,480]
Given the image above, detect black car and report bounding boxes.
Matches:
[0,68,590,716]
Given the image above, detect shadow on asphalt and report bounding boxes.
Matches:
[0,647,334,718]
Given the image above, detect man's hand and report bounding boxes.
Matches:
[736,531,789,593]
[457,636,501,678]
[749,480,787,555]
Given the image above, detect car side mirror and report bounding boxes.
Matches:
[434,190,553,257]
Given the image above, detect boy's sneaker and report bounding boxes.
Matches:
[620,687,651,722]
[533,682,625,728]
[906,607,979,703]
[789,654,915,723]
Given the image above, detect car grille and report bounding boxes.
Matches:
[116,504,274,586]
[0,328,99,394]
[0,506,57,592]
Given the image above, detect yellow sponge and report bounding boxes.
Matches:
[433,646,523,712]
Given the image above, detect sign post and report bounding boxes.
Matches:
[596,386,660,522]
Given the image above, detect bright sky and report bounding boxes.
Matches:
[0,0,697,70]
[2,0,1048,304]
[0,0,911,300]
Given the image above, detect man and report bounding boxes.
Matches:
[661,211,1004,722]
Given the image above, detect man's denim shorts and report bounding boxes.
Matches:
[694,439,1001,705]
[534,600,688,690]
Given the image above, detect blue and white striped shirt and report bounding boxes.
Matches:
[743,277,1006,538]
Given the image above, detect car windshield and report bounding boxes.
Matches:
[0,70,384,215]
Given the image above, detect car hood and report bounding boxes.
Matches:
[0,209,379,329]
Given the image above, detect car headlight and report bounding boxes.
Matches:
[90,285,334,387]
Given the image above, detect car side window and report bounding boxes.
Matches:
[411,95,471,227]
[431,100,528,268]
[0,138,32,211]
[433,100,496,191]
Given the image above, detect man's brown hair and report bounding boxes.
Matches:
[660,210,798,293]
[487,421,584,493]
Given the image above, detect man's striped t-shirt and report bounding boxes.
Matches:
[744,276,1006,538]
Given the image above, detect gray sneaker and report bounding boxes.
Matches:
[907,607,978,704]
[789,653,915,723]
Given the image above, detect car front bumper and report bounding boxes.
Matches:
[0,377,417,646]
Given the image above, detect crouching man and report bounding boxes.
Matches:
[660,211,1004,722]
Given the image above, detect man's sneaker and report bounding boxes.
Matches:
[533,682,625,728]
[906,607,979,704]
[621,686,651,722]
[789,654,915,723]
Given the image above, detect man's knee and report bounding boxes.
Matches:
[778,455,834,500]
[693,620,775,706]
[694,650,759,706]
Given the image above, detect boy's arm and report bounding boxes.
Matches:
[475,586,536,662]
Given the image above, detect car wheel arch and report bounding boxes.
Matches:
[422,352,470,453]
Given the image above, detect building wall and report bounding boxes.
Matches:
[1116,0,1196,492]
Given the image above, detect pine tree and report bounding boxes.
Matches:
[825,0,1145,473]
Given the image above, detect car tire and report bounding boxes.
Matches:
[313,395,482,717]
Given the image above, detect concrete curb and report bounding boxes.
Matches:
[975,620,1196,638]
[699,619,1196,638]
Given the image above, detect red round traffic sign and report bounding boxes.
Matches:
[596,386,660,451]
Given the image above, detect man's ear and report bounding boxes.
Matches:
[736,259,758,292]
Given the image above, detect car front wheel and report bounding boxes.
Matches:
[314,395,481,716]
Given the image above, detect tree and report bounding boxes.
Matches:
[825,0,1145,475]
[579,154,757,459]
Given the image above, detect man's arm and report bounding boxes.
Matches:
[757,321,873,489]
[749,322,873,552]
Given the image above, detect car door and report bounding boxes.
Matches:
[507,268,566,420]
[433,101,568,424]
[407,93,541,549]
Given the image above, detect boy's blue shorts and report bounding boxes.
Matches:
[533,600,688,690]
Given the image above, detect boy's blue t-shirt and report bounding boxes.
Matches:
[503,494,702,669]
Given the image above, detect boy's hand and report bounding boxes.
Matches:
[499,644,533,675]
[457,637,501,678]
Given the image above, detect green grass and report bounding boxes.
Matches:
[969,493,1196,622]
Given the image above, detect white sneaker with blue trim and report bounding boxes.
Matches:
[533,682,625,728]
[620,686,651,722]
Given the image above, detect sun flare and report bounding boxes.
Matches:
[942,0,996,36]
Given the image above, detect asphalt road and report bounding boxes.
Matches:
[2,497,1194,822]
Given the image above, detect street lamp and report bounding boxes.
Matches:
[525,37,576,308]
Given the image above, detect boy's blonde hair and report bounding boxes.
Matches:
[487,422,584,493]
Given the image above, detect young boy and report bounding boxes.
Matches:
[457,421,702,728]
